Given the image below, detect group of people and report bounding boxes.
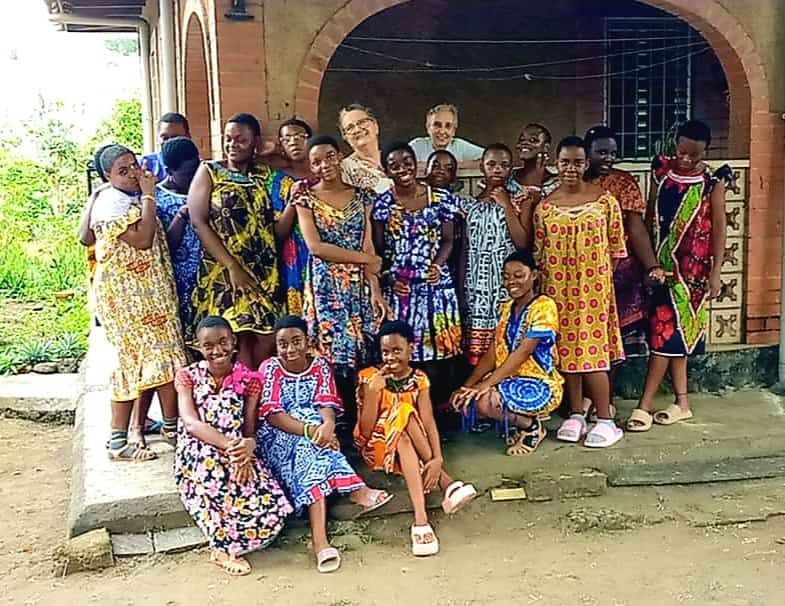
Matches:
[80,100,733,576]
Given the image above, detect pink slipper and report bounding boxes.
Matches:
[441,481,477,515]
[583,422,623,448]
[556,416,587,442]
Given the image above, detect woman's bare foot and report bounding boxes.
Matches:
[127,425,146,448]
[210,549,251,576]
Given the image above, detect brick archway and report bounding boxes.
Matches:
[183,13,213,157]
[294,0,784,344]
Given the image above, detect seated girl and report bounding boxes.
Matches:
[174,316,293,577]
[355,320,477,558]
[256,315,394,574]
[451,249,563,455]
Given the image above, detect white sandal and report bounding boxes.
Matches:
[441,481,477,515]
[411,524,439,557]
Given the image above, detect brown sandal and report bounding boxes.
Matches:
[506,418,546,456]
[160,427,177,448]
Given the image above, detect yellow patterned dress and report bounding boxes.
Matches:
[91,191,187,401]
[190,161,284,341]
[493,297,563,416]
[354,367,429,474]
[533,192,627,372]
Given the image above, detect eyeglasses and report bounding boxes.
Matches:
[341,117,374,136]
[280,133,308,143]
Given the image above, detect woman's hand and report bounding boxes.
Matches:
[227,436,256,466]
[369,366,393,392]
[311,420,336,448]
[137,164,157,197]
[489,187,512,210]
[371,290,391,322]
[392,279,411,296]
[647,266,667,285]
[426,264,441,285]
[708,268,722,299]
[228,262,259,296]
[232,459,256,485]
[449,386,477,412]
[422,457,443,493]
[365,253,383,275]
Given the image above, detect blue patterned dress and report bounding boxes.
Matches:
[174,361,292,555]
[268,171,306,315]
[256,356,365,512]
[292,185,377,376]
[373,187,462,361]
[155,184,202,335]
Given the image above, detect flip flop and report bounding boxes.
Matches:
[316,547,341,573]
[144,418,163,435]
[583,422,624,448]
[352,489,394,519]
[626,408,653,432]
[441,481,477,515]
[653,404,693,425]
[107,442,158,462]
[411,524,439,557]
[556,416,587,442]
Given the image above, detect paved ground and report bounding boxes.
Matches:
[3,417,785,606]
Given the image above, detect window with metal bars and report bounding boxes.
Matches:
[604,17,696,160]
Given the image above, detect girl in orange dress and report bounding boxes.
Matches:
[355,321,476,557]
[533,136,626,448]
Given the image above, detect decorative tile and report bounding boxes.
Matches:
[709,273,743,309]
[725,201,745,239]
[721,237,744,273]
[709,309,743,345]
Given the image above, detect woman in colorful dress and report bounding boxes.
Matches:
[534,136,627,448]
[338,104,393,195]
[627,120,731,431]
[356,321,477,557]
[461,144,530,365]
[155,136,202,336]
[257,315,393,573]
[451,249,563,455]
[188,113,288,367]
[508,123,560,206]
[90,145,187,461]
[175,316,292,577]
[584,126,663,371]
[274,118,313,315]
[373,142,463,398]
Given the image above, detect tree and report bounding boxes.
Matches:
[89,97,144,152]
[104,38,139,56]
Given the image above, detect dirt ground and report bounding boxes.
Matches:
[2,417,785,606]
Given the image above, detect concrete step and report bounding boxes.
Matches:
[0,372,80,424]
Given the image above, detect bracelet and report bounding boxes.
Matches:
[303,424,310,439]
[646,265,662,274]
[141,194,155,203]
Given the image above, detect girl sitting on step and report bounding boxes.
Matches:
[174,316,292,577]
[355,320,477,558]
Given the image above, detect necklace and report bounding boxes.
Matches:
[385,370,415,392]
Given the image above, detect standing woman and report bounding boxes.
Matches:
[373,142,463,401]
[292,135,388,420]
[628,120,732,430]
[338,104,393,195]
[275,118,314,315]
[534,136,627,448]
[188,113,287,368]
[155,136,203,338]
[90,145,187,461]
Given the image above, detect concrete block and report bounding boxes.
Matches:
[152,526,207,553]
[525,469,607,502]
[53,528,114,575]
[111,533,154,556]
[0,372,79,424]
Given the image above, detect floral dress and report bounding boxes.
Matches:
[373,187,462,361]
[534,192,627,372]
[155,184,202,335]
[493,296,563,416]
[292,185,378,376]
[190,161,284,341]
[590,170,649,359]
[649,157,732,356]
[91,188,187,401]
[256,356,365,513]
[269,171,305,315]
[460,197,517,365]
[354,367,429,474]
[174,361,292,555]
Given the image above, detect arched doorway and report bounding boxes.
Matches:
[294,0,782,346]
[184,13,213,157]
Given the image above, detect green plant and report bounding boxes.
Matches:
[15,338,56,366]
[0,350,23,375]
[54,332,85,359]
